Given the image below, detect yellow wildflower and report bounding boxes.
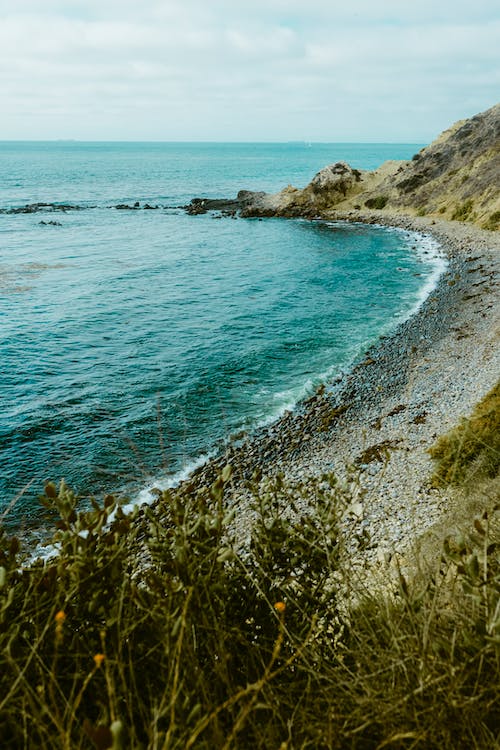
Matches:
[55,610,66,624]
[93,653,105,668]
[274,601,286,614]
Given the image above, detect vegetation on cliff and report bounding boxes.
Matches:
[375,103,500,227]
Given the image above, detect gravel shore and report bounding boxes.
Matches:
[293,215,499,566]
[177,214,499,570]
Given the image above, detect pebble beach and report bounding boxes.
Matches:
[170,214,500,571]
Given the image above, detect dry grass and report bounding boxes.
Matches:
[1,454,499,748]
[429,380,500,487]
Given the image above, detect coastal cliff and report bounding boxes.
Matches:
[191,103,500,230]
[358,101,500,227]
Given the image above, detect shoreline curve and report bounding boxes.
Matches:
[144,211,499,569]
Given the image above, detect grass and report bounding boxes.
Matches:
[482,211,500,231]
[1,388,499,748]
[429,381,500,487]
[1,477,499,747]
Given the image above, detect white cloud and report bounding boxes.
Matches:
[0,2,498,140]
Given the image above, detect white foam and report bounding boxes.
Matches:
[25,454,215,565]
[338,222,447,325]
[395,230,447,321]
[325,222,447,316]
[28,540,61,564]
[109,451,215,521]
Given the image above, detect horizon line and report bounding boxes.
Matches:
[0,138,426,145]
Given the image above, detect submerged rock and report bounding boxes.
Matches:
[184,191,267,216]
[2,202,82,214]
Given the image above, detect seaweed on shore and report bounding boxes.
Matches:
[355,438,402,465]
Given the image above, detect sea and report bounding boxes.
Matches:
[0,141,446,538]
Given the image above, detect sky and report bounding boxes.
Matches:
[0,1,499,142]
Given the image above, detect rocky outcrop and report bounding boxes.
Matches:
[0,202,83,214]
[240,162,368,218]
[184,163,370,219]
[185,191,267,216]
[309,161,362,196]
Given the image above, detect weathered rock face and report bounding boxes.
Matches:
[240,163,366,218]
[396,106,499,199]
[309,162,362,196]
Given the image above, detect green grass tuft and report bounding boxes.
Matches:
[482,210,500,231]
[364,195,389,209]
[451,199,475,222]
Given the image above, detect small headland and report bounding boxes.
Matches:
[184,102,500,229]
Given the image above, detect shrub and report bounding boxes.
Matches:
[0,473,352,748]
[1,449,500,747]
[482,211,500,231]
[364,195,389,209]
[451,199,475,222]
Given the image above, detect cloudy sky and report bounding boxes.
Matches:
[1,1,498,142]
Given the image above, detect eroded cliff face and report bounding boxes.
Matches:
[241,103,500,229]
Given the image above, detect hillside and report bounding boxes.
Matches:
[363,102,500,226]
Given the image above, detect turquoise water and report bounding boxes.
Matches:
[0,141,443,533]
